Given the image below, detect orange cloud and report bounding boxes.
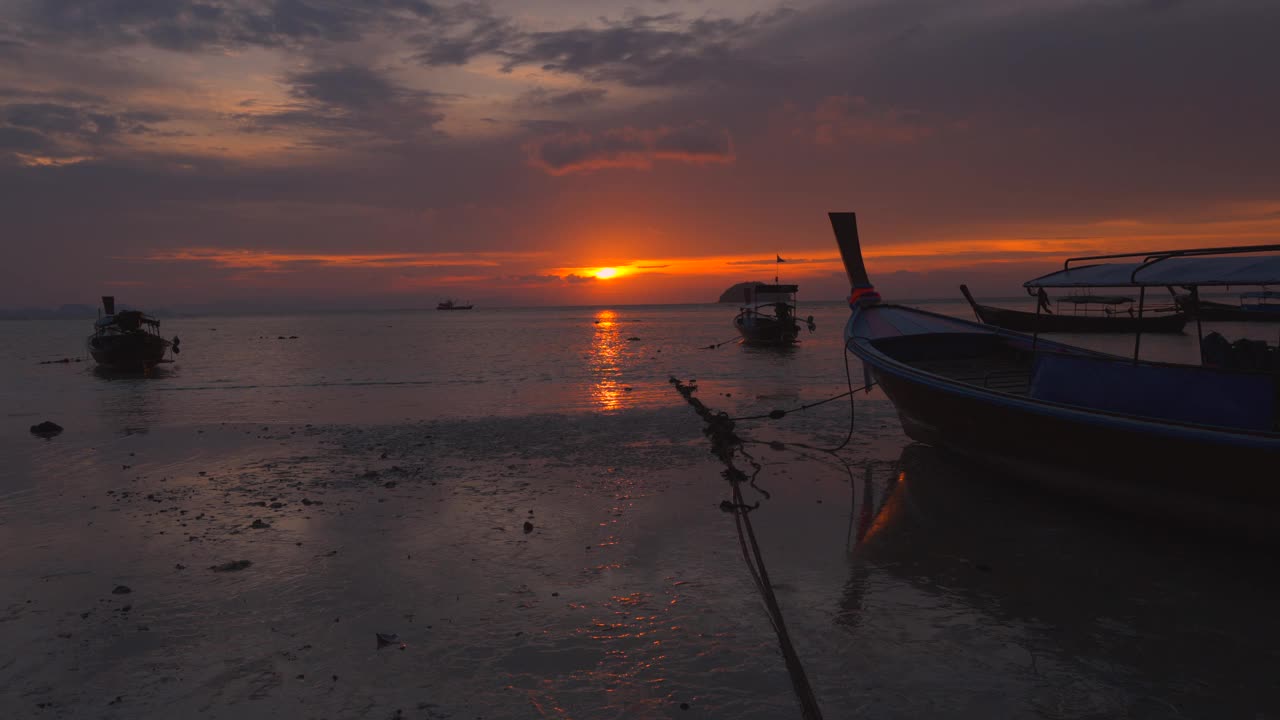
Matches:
[131,248,544,271]
[525,123,734,175]
[780,95,943,146]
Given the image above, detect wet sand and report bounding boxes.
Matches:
[4,397,1279,718]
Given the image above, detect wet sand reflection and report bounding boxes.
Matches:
[835,445,1280,718]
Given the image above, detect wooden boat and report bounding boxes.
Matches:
[831,212,1280,529]
[960,284,1187,333]
[436,299,474,310]
[1174,289,1280,322]
[87,296,178,371]
[733,283,814,345]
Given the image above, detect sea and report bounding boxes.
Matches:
[2,299,1277,719]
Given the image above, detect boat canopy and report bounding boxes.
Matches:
[1026,250,1280,289]
[95,310,160,329]
[1060,294,1133,305]
[1241,290,1280,299]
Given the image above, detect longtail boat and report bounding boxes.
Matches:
[831,212,1279,535]
[959,284,1186,333]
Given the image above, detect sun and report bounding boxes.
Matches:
[594,267,619,279]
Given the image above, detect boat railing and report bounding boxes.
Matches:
[1061,243,1280,273]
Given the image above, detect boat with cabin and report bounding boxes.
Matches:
[1174,289,1280,322]
[831,212,1279,535]
[436,299,474,310]
[732,257,815,346]
[87,296,179,371]
[959,284,1187,333]
[733,283,815,346]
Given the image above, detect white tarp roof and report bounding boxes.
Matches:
[1025,255,1280,288]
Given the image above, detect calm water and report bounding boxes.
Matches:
[3,299,1278,718]
[1,298,1252,432]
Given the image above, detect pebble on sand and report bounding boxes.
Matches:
[523,521,534,534]
[111,585,132,595]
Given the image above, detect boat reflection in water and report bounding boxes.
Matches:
[836,444,1280,718]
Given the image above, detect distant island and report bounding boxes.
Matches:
[718,282,768,303]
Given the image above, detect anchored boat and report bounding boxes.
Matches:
[87,296,179,371]
[1174,289,1280,322]
[732,256,815,346]
[959,284,1187,333]
[733,283,811,345]
[831,212,1279,533]
[437,299,474,310]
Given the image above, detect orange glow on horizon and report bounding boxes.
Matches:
[122,209,1280,300]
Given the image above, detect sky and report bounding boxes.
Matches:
[2,0,1278,309]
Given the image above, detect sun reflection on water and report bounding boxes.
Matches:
[589,309,633,412]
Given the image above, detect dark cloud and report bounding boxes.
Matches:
[0,124,53,153]
[519,87,607,109]
[525,123,733,175]
[502,273,561,285]
[15,1,791,92]
[652,122,732,159]
[235,64,444,146]
[518,119,576,133]
[0,99,169,162]
[20,0,446,51]
[0,102,165,139]
[497,11,791,87]
[407,2,517,65]
[0,86,108,104]
[4,102,84,133]
[782,95,941,146]
[564,273,596,284]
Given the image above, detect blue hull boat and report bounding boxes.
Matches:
[830,213,1280,535]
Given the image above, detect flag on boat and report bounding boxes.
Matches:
[776,254,786,263]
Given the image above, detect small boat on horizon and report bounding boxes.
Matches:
[830,212,1280,537]
[87,296,179,371]
[437,299,474,310]
[959,284,1187,333]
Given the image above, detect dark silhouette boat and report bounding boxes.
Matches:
[87,296,178,371]
[1174,289,1280,322]
[436,299,474,310]
[733,283,808,345]
[959,284,1187,333]
[830,212,1279,531]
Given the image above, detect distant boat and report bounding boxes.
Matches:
[87,296,178,371]
[733,283,814,345]
[959,284,1187,333]
[436,299,474,310]
[1174,289,1280,322]
[830,212,1279,534]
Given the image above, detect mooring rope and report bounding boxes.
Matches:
[730,346,870,454]
[669,376,825,720]
[703,334,743,349]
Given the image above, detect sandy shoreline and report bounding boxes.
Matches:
[5,400,1279,719]
[3,407,841,718]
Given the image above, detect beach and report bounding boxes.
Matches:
[4,303,1278,718]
